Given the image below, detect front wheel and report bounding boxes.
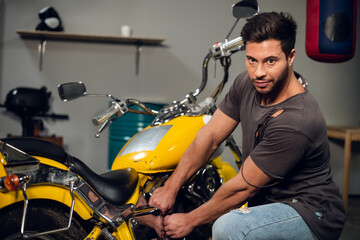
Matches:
[0,200,89,240]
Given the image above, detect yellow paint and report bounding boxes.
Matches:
[112,115,206,173]
[0,185,93,220]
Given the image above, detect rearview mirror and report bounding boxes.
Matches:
[232,0,259,19]
[225,0,259,40]
[58,82,87,101]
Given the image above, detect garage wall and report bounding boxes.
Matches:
[0,0,359,194]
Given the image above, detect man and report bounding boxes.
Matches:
[149,12,345,239]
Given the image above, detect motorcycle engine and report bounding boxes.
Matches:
[182,164,222,206]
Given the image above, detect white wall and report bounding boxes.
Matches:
[1,0,359,194]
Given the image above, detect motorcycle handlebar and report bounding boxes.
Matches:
[223,37,244,52]
[211,36,244,59]
[92,100,128,126]
[193,37,244,98]
[193,52,212,97]
[86,38,243,128]
[127,99,159,115]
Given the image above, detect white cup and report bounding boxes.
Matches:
[121,25,132,37]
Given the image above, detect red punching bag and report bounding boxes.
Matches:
[306,0,357,63]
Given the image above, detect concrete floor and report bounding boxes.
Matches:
[340,196,360,240]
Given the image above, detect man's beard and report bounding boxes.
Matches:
[261,65,290,101]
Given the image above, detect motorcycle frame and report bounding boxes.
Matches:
[0,143,154,240]
[0,1,257,236]
[0,53,243,240]
[0,135,238,240]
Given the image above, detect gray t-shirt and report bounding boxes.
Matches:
[218,71,345,240]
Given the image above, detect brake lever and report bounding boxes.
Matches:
[95,119,112,138]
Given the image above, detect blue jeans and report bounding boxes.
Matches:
[212,203,317,240]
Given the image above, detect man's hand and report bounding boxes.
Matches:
[152,216,166,238]
[149,186,177,215]
[164,213,194,239]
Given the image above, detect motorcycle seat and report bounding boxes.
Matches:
[1,137,68,164]
[72,157,139,205]
[1,137,139,206]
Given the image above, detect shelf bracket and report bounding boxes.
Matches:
[135,44,142,76]
[16,30,165,74]
[37,39,47,71]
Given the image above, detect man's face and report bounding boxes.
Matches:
[245,39,294,96]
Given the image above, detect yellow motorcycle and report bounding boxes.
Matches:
[0,1,258,239]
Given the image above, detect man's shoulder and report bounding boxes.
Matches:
[231,71,253,94]
[269,91,326,140]
[234,71,251,84]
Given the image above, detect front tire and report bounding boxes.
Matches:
[0,200,89,240]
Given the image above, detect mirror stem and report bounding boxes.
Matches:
[225,18,240,40]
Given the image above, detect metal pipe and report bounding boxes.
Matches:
[21,180,76,239]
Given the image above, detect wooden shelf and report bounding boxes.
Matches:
[16,30,165,46]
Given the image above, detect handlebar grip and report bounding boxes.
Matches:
[92,101,128,126]
[222,37,244,52]
[211,37,244,58]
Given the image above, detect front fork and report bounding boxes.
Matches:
[84,205,159,240]
[83,174,160,240]
[84,224,134,240]
[85,224,135,240]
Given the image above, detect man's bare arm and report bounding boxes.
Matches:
[163,156,273,238]
[149,109,238,214]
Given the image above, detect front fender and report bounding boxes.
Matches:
[114,221,136,239]
[213,158,238,183]
[219,161,238,182]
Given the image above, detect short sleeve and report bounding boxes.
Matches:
[218,72,249,122]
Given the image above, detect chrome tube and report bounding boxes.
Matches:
[21,180,76,239]
[193,52,212,97]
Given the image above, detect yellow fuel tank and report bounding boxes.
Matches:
[111,115,211,173]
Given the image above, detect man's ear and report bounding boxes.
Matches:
[288,49,295,66]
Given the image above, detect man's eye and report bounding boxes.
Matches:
[267,59,275,65]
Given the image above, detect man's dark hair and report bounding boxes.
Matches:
[241,12,297,58]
